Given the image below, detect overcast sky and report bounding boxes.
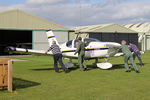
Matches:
[0,0,150,28]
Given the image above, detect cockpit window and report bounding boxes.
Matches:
[84,38,100,46]
[74,39,79,48]
[66,40,72,48]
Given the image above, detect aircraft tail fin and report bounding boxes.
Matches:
[46,30,59,47]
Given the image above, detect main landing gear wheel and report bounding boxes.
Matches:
[64,58,74,68]
[97,63,112,69]
[65,62,74,68]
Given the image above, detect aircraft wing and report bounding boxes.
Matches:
[109,49,145,58]
[113,52,124,57]
[7,47,53,56]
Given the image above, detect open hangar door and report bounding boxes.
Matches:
[0,30,32,55]
[89,33,138,46]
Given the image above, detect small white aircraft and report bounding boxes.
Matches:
[8,30,123,69]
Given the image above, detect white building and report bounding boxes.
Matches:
[124,23,150,51]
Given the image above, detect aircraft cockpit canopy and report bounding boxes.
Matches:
[66,40,72,48]
[66,38,100,48]
[84,38,100,46]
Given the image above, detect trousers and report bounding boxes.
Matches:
[124,54,139,71]
[78,53,86,71]
[53,54,66,72]
[133,51,143,66]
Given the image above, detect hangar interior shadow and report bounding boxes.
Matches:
[13,77,41,90]
[0,30,32,55]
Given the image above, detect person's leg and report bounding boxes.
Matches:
[124,55,130,71]
[129,55,139,71]
[133,52,136,60]
[53,55,59,72]
[82,54,87,69]
[58,54,66,71]
[137,52,143,66]
[78,54,84,71]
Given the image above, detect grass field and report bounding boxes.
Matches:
[0,51,150,100]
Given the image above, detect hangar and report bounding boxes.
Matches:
[70,23,138,46]
[124,23,150,51]
[0,9,69,55]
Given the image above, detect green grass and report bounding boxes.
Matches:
[0,51,150,100]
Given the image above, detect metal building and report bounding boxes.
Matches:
[71,23,138,45]
[0,9,69,55]
[124,23,150,51]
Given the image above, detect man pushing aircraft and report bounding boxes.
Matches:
[45,41,69,73]
[74,37,87,71]
[116,40,140,73]
[129,42,144,67]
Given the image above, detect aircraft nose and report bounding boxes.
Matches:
[114,43,121,47]
[105,43,120,48]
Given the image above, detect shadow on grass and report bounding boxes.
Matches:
[31,68,54,71]
[110,63,148,70]
[30,64,54,71]
[68,64,98,72]
[136,63,147,66]
[30,63,98,72]
[13,77,41,90]
[110,64,125,70]
[31,63,144,71]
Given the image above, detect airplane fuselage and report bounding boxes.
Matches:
[60,38,121,59]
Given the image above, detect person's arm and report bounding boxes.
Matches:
[45,46,53,54]
[74,43,81,55]
[114,46,121,49]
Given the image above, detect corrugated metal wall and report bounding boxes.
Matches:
[33,30,68,50]
[89,33,138,46]
[147,35,150,50]
[69,32,89,40]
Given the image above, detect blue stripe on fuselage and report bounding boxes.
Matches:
[62,48,108,53]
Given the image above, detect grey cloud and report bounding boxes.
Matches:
[26,0,68,5]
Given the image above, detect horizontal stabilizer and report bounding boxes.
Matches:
[7,46,53,56]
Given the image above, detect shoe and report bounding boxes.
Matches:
[140,64,144,67]
[55,71,60,73]
[84,68,89,71]
[125,70,131,72]
[136,70,140,73]
[64,69,69,73]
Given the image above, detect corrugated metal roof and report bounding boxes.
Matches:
[71,23,136,33]
[124,23,150,34]
[0,9,69,30]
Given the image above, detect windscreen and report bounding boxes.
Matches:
[84,38,100,46]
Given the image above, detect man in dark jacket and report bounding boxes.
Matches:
[129,42,144,67]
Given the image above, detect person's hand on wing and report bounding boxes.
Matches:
[74,52,77,55]
[45,51,48,54]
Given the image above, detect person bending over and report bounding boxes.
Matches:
[45,41,68,73]
[116,40,140,73]
[129,42,144,67]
